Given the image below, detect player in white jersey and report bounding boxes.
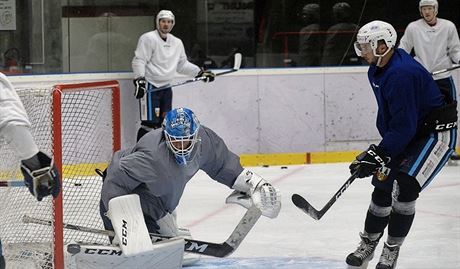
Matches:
[132,10,215,140]
[399,0,460,161]
[0,72,61,268]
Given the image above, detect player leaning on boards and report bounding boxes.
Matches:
[346,21,457,269]
[98,107,281,267]
[399,0,460,162]
[0,72,61,268]
[132,10,215,140]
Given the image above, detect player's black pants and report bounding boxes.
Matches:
[137,85,173,141]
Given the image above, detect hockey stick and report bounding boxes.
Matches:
[0,180,25,187]
[147,53,242,93]
[291,172,358,220]
[431,64,460,75]
[23,204,261,258]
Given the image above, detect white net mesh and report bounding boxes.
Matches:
[0,82,119,269]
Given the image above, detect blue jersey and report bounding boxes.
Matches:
[367,48,445,158]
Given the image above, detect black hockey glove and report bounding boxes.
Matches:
[349,144,391,179]
[133,77,146,99]
[21,151,61,201]
[196,69,215,83]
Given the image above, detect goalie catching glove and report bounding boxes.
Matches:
[226,169,281,218]
[349,144,391,179]
[20,151,61,201]
[196,69,215,83]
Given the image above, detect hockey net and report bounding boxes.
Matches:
[0,81,121,269]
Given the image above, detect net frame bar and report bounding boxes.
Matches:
[51,80,121,269]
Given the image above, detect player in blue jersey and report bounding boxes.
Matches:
[345,21,457,269]
[98,107,281,265]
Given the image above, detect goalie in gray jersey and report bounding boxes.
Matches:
[99,107,281,262]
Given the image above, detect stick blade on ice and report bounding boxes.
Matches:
[291,194,321,220]
[233,53,242,70]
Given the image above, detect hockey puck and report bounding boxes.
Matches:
[262,164,269,167]
[67,244,81,254]
[74,183,82,186]
[281,166,288,169]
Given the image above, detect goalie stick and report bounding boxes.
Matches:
[291,172,358,220]
[147,52,242,93]
[23,204,261,258]
[431,64,460,75]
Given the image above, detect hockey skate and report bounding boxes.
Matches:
[375,242,400,269]
[346,232,382,268]
[448,152,460,166]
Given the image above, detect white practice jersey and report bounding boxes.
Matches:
[399,18,460,80]
[0,72,38,160]
[132,30,201,87]
[101,125,244,221]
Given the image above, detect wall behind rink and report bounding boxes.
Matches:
[9,67,460,155]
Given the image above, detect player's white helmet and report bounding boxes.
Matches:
[354,20,397,58]
[419,0,438,15]
[163,107,200,166]
[156,10,175,31]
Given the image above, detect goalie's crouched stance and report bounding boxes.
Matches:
[91,107,280,269]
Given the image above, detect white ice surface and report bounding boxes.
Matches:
[176,162,460,269]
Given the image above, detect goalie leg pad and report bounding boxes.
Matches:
[107,194,153,256]
[66,237,184,269]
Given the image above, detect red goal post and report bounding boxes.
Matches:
[0,80,121,269]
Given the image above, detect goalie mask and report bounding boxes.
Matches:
[354,20,397,65]
[163,108,200,166]
[156,10,175,32]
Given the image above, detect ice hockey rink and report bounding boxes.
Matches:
[176,162,460,269]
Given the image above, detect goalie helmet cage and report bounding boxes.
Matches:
[0,80,121,269]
